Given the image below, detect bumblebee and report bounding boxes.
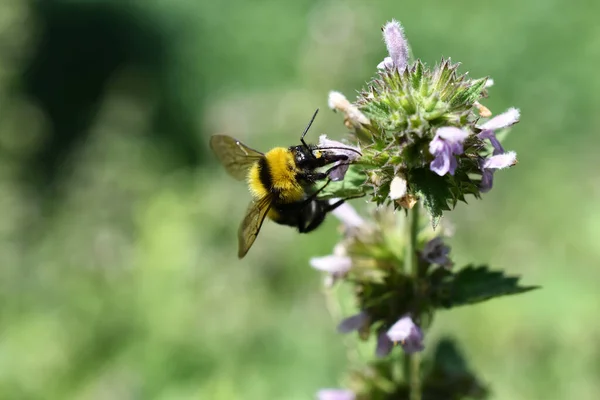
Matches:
[210,109,359,258]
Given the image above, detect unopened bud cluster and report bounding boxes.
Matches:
[327,20,519,224]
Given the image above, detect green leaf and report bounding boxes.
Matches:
[360,101,394,126]
[409,168,452,228]
[422,337,490,400]
[433,59,455,94]
[411,59,424,90]
[450,77,488,107]
[316,164,369,200]
[432,264,540,308]
[432,338,470,373]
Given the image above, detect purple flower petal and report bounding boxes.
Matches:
[337,311,369,334]
[422,237,452,268]
[386,315,425,354]
[310,255,352,274]
[447,155,458,176]
[429,127,468,176]
[316,389,356,400]
[478,107,520,131]
[430,146,452,176]
[436,126,469,145]
[318,135,362,181]
[475,107,519,193]
[477,130,505,155]
[479,151,517,193]
[382,20,408,71]
[328,163,350,182]
[375,330,394,357]
[482,151,517,169]
[480,168,494,193]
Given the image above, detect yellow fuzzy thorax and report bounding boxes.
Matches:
[247,147,304,203]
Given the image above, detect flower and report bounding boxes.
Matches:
[318,134,362,181]
[483,151,518,170]
[375,330,394,357]
[337,311,369,334]
[310,254,352,275]
[386,315,424,354]
[477,107,520,155]
[421,237,453,268]
[477,107,520,132]
[331,201,365,228]
[478,129,505,155]
[429,127,469,176]
[380,19,408,71]
[476,108,520,192]
[479,151,517,192]
[316,389,356,400]
[311,244,352,287]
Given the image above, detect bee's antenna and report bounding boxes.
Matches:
[300,108,319,150]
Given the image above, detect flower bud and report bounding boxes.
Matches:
[382,19,408,71]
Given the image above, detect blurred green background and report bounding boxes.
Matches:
[0,0,598,399]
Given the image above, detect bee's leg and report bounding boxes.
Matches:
[298,200,342,234]
[299,194,365,233]
[304,162,350,181]
[295,184,333,233]
[297,171,328,183]
[300,167,363,214]
[298,210,327,233]
[320,193,365,214]
[304,177,332,202]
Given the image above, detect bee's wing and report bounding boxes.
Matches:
[210,135,264,181]
[237,195,273,258]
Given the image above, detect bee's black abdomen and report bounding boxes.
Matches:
[257,157,273,191]
[271,198,343,233]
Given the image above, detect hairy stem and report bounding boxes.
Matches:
[404,203,421,400]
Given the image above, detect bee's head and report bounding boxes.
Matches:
[289,144,348,169]
[291,108,355,170]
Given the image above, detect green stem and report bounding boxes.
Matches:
[403,203,421,400]
[409,352,421,400]
[322,285,363,365]
[405,202,420,277]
